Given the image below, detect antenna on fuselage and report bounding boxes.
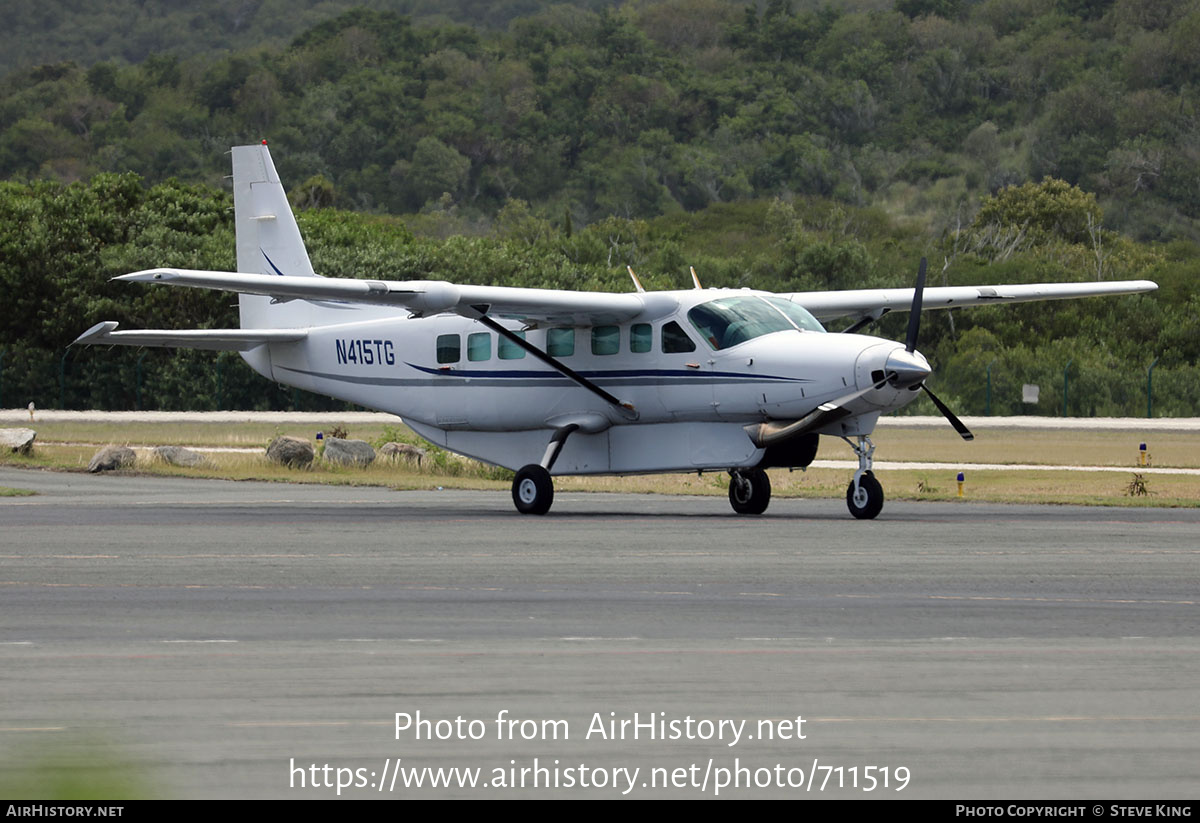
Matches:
[689,266,703,290]
[626,266,646,293]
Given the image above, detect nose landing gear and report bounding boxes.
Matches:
[843,435,884,519]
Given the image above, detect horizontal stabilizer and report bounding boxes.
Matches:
[72,321,307,351]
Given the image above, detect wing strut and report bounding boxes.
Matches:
[840,308,889,335]
[470,308,638,420]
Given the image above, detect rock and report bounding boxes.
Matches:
[266,436,314,468]
[153,445,207,468]
[380,442,427,468]
[0,428,36,455]
[88,445,136,473]
[323,437,375,467]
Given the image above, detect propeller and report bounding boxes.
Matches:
[905,257,926,353]
[894,257,974,442]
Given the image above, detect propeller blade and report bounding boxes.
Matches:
[921,383,974,441]
[905,257,927,353]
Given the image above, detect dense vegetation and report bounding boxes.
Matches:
[4,0,1200,237]
[0,1,1196,416]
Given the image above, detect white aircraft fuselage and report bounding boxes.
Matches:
[245,289,917,475]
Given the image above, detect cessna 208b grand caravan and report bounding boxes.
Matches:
[75,143,1157,517]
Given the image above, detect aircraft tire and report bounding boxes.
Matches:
[846,472,884,520]
[728,468,771,515]
[513,464,554,515]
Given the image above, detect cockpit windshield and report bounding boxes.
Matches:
[687,295,826,350]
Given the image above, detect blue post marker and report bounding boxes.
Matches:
[957,471,965,498]
[1139,443,1147,467]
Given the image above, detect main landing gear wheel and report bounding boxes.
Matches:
[728,468,771,515]
[846,471,884,520]
[513,464,554,515]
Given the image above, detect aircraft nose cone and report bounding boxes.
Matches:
[885,348,931,389]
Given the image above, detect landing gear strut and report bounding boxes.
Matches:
[843,435,884,519]
[728,468,771,515]
[511,424,578,515]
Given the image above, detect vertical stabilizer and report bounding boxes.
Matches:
[233,143,317,330]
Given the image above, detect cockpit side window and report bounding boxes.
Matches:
[661,321,696,353]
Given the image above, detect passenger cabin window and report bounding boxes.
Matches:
[467,332,491,362]
[498,330,526,360]
[547,327,575,357]
[591,325,619,356]
[630,323,652,353]
[436,334,460,363]
[687,296,825,351]
[661,321,696,353]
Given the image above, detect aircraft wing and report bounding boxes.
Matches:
[115,269,646,326]
[782,280,1158,322]
[72,321,308,351]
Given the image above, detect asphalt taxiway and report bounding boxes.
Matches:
[2,468,1198,798]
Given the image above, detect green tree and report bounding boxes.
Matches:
[972,178,1102,244]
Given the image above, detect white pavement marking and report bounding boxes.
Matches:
[811,459,1200,475]
[877,415,1200,431]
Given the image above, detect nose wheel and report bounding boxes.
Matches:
[846,471,884,519]
[843,434,884,519]
[728,468,771,515]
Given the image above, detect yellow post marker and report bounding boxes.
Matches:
[957,471,965,498]
[1139,443,1147,466]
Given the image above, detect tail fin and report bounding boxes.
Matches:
[232,142,318,329]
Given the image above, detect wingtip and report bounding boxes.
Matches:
[114,269,172,282]
[72,321,119,346]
